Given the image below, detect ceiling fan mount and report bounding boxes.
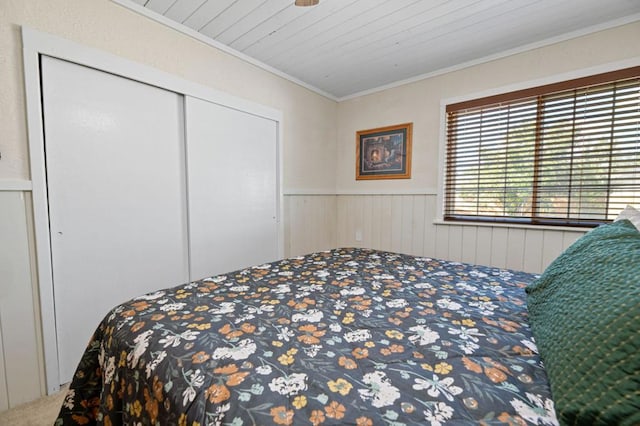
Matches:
[295,0,319,6]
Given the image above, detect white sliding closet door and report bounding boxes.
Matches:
[186,97,279,280]
[41,56,189,384]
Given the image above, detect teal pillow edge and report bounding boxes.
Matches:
[525,219,639,296]
[525,219,640,425]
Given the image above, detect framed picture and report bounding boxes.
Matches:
[356,122,412,180]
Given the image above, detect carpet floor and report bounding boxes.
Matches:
[0,385,67,426]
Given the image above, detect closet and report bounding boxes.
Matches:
[31,47,281,388]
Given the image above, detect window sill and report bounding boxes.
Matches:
[432,219,591,233]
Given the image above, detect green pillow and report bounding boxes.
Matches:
[526,219,640,426]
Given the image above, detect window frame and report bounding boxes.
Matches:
[437,62,640,230]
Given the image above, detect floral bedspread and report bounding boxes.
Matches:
[56,248,557,426]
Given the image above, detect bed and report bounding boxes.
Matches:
[55,247,559,425]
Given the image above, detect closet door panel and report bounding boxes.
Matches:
[186,97,278,280]
[41,56,189,384]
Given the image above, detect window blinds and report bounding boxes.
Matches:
[445,67,640,227]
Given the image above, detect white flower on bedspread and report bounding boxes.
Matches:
[256,365,272,375]
[344,329,372,343]
[459,341,480,355]
[234,314,255,323]
[246,304,274,315]
[213,338,257,361]
[159,330,200,348]
[182,369,205,406]
[510,393,559,426]
[182,386,196,408]
[469,270,488,279]
[134,290,166,301]
[103,356,116,384]
[448,326,484,342]
[210,302,236,315]
[272,284,291,294]
[437,298,462,311]
[303,344,321,357]
[127,330,154,368]
[340,286,365,296]
[269,373,307,396]
[423,402,454,426]
[456,282,478,292]
[358,371,400,408]
[408,325,440,346]
[386,298,408,308]
[160,302,187,312]
[209,403,231,426]
[334,300,348,310]
[314,270,330,279]
[254,263,271,269]
[276,326,295,342]
[292,309,323,323]
[145,351,167,378]
[413,374,463,401]
[469,300,498,315]
[414,282,434,289]
[373,274,396,280]
[521,339,538,354]
[63,389,75,410]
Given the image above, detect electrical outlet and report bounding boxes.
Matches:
[355,230,363,241]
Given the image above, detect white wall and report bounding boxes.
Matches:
[0,191,44,408]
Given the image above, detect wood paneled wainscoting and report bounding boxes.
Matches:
[285,194,587,274]
[284,195,338,257]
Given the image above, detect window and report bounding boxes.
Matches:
[445,67,640,227]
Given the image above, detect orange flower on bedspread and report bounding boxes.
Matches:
[297,324,325,344]
[71,415,90,425]
[152,376,164,402]
[462,356,482,374]
[143,388,159,424]
[309,409,325,425]
[350,296,371,311]
[214,363,249,386]
[338,356,357,370]
[325,401,346,419]
[204,383,230,404]
[131,301,150,311]
[495,412,528,426]
[270,406,294,425]
[380,344,404,356]
[352,347,369,359]
[356,417,374,426]
[484,367,507,383]
[287,297,316,310]
[192,351,210,364]
[218,323,244,339]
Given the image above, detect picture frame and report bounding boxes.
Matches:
[356,122,412,180]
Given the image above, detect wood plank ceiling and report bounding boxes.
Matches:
[118,0,640,100]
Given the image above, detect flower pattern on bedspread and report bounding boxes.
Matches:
[56,248,557,426]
